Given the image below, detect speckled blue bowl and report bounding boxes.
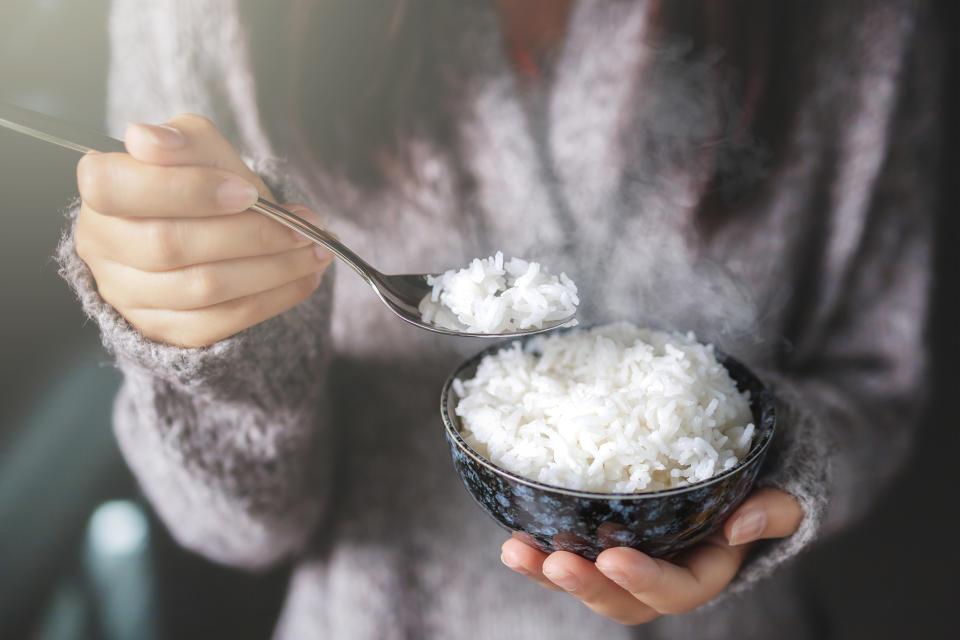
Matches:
[441,336,776,560]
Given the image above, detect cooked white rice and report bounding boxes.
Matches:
[453,323,755,493]
[419,251,579,334]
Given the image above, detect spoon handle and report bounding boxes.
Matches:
[250,199,376,284]
[0,101,125,154]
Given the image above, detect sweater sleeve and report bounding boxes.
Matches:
[56,158,337,569]
[725,1,940,592]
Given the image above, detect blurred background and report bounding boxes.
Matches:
[0,1,956,638]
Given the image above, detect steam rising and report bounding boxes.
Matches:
[533,32,772,358]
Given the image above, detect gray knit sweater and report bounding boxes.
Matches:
[57,1,938,638]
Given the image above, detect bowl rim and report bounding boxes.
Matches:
[441,329,777,500]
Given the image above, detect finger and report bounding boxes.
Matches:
[542,551,659,625]
[78,152,259,218]
[122,271,323,348]
[92,244,331,311]
[724,488,804,546]
[500,538,564,592]
[123,114,271,195]
[596,536,748,615]
[77,204,321,271]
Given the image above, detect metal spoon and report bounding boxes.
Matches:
[0,102,576,337]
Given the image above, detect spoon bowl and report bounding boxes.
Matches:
[251,199,576,337]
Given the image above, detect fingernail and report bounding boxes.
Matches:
[729,510,766,546]
[314,245,333,263]
[597,564,628,586]
[216,178,259,211]
[128,122,185,149]
[500,553,530,576]
[543,568,580,592]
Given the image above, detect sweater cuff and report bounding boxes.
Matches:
[721,371,832,596]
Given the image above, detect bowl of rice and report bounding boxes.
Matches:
[441,323,776,560]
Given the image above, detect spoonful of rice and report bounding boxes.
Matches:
[419,252,578,334]
[0,102,578,337]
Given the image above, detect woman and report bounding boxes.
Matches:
[59,0,939,637]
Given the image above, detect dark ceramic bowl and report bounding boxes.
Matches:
[441,335,776,560]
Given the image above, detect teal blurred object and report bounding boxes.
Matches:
[0,346,124,635]
[31,500,159,640]
[82,501,159,640]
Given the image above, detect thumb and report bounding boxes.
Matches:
[724,487,804,546]
[123,113,272,197]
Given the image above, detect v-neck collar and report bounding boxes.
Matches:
[445,0,656,241]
